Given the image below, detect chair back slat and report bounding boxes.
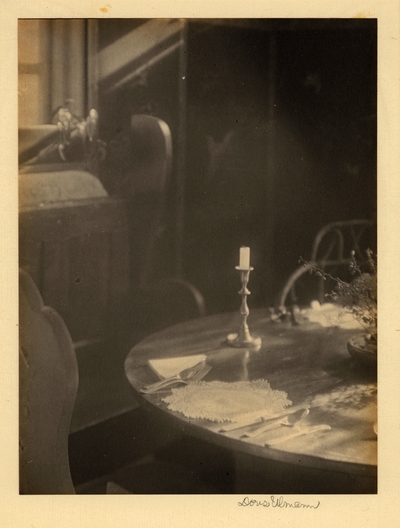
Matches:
[278,219,375,308]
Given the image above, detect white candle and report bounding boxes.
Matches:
[239,246,250,269]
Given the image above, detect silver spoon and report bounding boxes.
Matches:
[242,408,310,438]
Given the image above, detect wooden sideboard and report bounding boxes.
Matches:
[19,171,130,350]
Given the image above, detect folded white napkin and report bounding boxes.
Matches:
[147,354,207,380]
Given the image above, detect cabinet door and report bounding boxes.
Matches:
[19,199,130,346]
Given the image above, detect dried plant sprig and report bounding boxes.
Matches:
[300,250,377,340]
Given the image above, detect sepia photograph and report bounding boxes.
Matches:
[2,1,400,527]
[18,16,377,495]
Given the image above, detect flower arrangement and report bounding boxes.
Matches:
[305,249,377,345]
[20,100,107,174]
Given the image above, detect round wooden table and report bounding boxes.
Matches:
[125,309,377,494]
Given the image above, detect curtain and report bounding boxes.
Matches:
[18,19,86,126]
[49,19,86,119]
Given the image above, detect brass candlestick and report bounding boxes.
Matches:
[226,266,261,348]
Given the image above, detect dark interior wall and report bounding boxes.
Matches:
[182,20,377,314]
[92,19,377,318]
[271,24,377,296]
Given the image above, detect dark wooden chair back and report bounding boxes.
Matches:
[125,114,173,290]
[19,269,79,494]
[128,114,173,195]
[126,115,206,338]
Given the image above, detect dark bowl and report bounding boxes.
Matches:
[347,334,377,366]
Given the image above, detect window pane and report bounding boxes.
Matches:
[18,20,44,64]
[19,73,41,126]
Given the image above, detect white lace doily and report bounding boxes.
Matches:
[162,380,292,423]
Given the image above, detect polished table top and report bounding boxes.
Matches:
[125,309,377,479]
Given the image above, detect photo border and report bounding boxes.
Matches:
[2,1,399,526]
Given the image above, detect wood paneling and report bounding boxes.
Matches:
[19,197,130,346]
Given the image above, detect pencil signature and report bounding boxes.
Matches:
[238,496,321,509]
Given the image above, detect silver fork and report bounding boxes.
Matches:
[143,362,206,391]
[242,408,310,438]
[188,364,212,382]
[140,364,211,393]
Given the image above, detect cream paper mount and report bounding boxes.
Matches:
[162,379,292,423]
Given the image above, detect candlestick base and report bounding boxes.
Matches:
[226,332,262,349]
[227,264,261,349]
